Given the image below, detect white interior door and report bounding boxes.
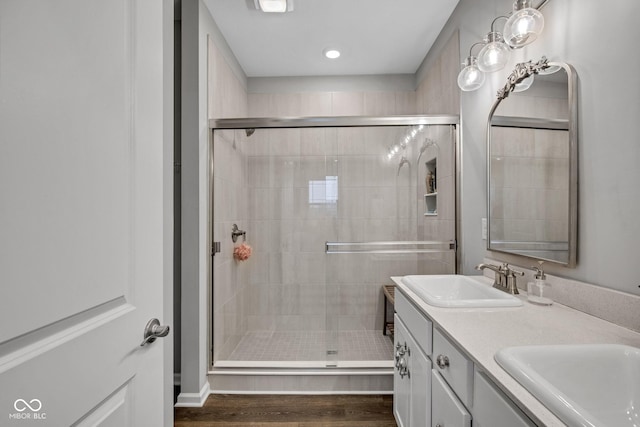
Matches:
[0,1,172,426]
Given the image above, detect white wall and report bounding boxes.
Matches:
[423,0,640,295]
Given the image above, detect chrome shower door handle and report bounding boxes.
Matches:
[140,318,170,347]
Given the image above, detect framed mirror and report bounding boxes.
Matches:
[487,58,578,266]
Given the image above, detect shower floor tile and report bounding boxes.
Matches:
[226,330,394,362]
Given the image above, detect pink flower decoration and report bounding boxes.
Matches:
[233,243,252,261]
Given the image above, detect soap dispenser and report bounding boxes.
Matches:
[527,261,552,305]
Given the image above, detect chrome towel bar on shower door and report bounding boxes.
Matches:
[325,240,456,254]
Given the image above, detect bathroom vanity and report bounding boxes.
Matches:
[392,275,640,427]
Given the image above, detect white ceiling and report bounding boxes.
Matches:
[203,0,461,78]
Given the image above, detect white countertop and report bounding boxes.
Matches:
[391,275,640,427]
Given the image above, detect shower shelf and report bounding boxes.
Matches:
[424,156,437,216]
[424,193,437,216]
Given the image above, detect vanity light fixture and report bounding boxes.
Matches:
[458,0,548,92]
[477,17,511,72]
[457,42,486,92]
[254,0,293,13]
[503,0,545,48]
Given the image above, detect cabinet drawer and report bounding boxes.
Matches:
[432,370,471,427]
[396,291,432,356]
[432,328,473,408]
[473,369,535,427]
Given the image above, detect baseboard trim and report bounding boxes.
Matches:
[210,367,393,376]
[174,381,210,407]
[210,389,394,395]
[209,369,393,394]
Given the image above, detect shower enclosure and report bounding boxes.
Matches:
[210,116,459,372]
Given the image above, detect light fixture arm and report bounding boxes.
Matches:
[490,16,509,32]
[462,42,485,67]
[468,42,485,58]
[535,0,550,10]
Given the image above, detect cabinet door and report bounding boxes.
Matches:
[431,370,471,427]
[409,340,431,427]
[394,315,411,427]
[473,370,535,427]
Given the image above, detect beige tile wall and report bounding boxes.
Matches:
[414,31,460,275]
[248,91,416,117]
[210,37,250,362]
[415,31,460,116]
[243,125,438,333]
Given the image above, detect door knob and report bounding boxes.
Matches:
[140,318,170,346]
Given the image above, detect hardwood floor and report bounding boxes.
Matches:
[174,394,397,427]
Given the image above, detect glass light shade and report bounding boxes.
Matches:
[513,74,534,92]
[477,33,510,72]
[457,57,485,91]
[503,3,544,48]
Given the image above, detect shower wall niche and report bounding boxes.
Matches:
[211,117,458,369]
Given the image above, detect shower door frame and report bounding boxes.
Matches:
[208,115,461,368]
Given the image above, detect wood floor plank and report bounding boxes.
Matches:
[174,395,397,427]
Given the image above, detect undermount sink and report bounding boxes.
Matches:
[400,275,523,308]
[495,344,640,427]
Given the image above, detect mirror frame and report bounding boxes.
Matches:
[486,57,578,267]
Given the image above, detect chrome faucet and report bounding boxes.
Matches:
[475,262,524,295]
[476,263,505,287]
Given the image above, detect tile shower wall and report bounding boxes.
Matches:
[244,91,425,335]
[248,91,417,117]
[238,71,459,338]
[243,125,426,333]
[212,129,251,361]
[209,36,250,362]
[415,31,460,116]
[416,124,457,275]
[415,31,460,275]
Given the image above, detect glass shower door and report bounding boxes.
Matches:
[210,119,458,369]
[323,123,457,366]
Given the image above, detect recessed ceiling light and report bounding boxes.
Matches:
[254,0,293,13]
[324,49,341,59]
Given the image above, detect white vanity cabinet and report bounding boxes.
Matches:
[473,370,536,427]
[394,293,432,427]
[393,315,411,427]
[394,289,536,427]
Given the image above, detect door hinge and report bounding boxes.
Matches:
[174,162,181,173]
[212,241,221,256]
